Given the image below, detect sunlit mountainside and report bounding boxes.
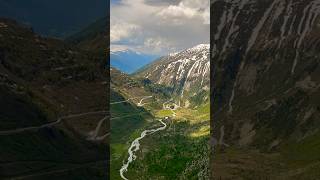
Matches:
[110,44,210,179]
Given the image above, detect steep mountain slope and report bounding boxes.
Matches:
[111,58,210,179]
[136,44,210,107]
[66,17,108,54]
[111,49,158,74]
[0,18,108,179]
[211,0,320,178]
[0,0,107,38]
[0,18,105,84]
[0,74,52,130]
[111,67,172,102]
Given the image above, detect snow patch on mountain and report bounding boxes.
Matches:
[137,44,210,102]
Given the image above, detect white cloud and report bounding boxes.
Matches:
[202,6,210,25]
[110,20,140,43]
[110,44,131,52]
[111,0,210,55]
[143,37,176,54]
[157,0,210,25]
[158,5,197,19]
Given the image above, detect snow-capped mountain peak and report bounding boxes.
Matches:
[188,44,209,52]
[135,44,210,106]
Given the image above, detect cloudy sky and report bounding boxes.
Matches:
[110,0,210,55]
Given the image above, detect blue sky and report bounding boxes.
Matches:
[110,0,210,55]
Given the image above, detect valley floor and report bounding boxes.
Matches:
[110,94,210,179]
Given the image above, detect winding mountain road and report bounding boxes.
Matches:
[137,96,152,107]
[0,111,108,136]
[110,96,152,105]
[110,112,149,120]
[87,116,108,141]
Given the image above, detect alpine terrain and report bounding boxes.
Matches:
[111,44,210,179]
[135,44,210,107]
[211,0,320,179]
[0,18,108,179]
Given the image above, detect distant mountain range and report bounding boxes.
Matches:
[0,0,107,38]
[111,49,158,74]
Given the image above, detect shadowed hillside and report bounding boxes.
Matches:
[211,0,320,179]
[0,18,108,179]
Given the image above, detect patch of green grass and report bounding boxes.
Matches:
[213,132,320,179]
[111,143,127,158]
[190,125,210,138]
[281,132,320,165]
[126,119,209,179]
[110,89,210,179]
[155,109,174,118]
[197,103,210,114]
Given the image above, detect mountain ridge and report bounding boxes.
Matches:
[135,43,210,107]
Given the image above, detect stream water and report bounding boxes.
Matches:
[119,118,167,180]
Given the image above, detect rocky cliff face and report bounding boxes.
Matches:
[136,44,210,107]
[211,0,320,149]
